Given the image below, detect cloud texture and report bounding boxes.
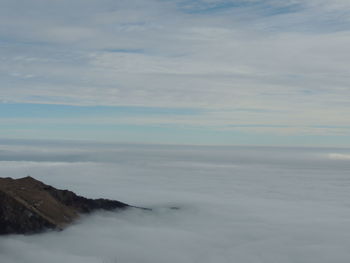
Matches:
[1,142,350,262]
[0,0,350,138]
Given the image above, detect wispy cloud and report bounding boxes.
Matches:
[0,0,349,143]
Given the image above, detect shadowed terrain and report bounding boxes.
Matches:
[0,176,130,235]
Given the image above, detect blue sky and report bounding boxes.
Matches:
[0,0,350,146]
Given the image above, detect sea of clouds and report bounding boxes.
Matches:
[1,141,350,263]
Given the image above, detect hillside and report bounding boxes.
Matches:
[0,176,129,235]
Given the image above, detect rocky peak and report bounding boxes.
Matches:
[0,177,130,235]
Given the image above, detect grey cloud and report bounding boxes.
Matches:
[1,143,350,262]
[0,0,350,135]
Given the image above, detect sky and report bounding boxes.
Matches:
[1,0,350,146]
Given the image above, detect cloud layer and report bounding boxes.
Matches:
[0,143,350,262]
[0,0,350,139]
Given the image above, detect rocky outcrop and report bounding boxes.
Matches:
[0,176,130,235]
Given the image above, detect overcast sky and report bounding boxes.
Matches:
[1,0,350,146]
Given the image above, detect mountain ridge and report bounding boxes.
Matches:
[0,176,130,235]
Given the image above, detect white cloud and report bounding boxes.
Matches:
[329,153,350,160]
[0,0,350,136]
[1,143,350,262]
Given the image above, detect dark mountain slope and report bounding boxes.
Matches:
[0,176,129,235]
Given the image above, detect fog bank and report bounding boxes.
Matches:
[1,143,350,262]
